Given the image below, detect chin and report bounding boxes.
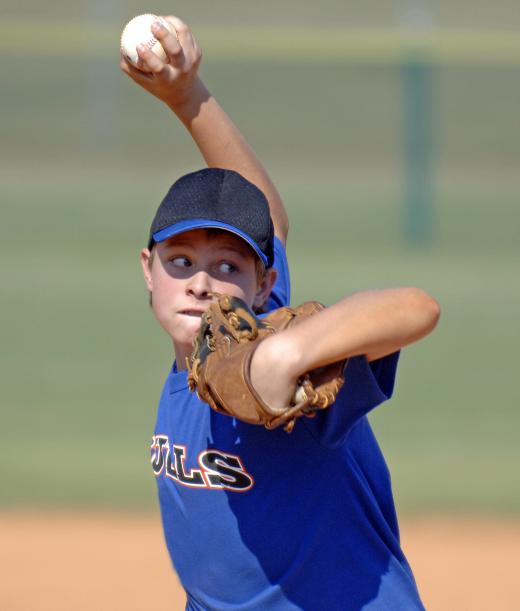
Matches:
[168,316,202,347]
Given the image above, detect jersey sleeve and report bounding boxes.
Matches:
[266,236,291,310]
[302,352,400,448]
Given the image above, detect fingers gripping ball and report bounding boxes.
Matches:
[187,294,347,433]
[120,14,173,70]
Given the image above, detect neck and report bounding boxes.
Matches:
[173,341,191,371]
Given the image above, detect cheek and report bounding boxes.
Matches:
[242,273,263,305]
[219,264,260,304]
[149,272,179,317]
[215,278,257,305]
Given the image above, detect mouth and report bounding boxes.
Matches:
[179,309,206,318]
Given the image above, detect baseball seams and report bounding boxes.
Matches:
[120,14,172,69]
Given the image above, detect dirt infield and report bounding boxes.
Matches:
[1,512,518,610]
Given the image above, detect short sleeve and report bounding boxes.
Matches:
[266,237,290,310]
[302,352,400,448]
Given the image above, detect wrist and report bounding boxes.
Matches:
[255,333,303,385]
[165,77,210,121]
[249,334,303,411]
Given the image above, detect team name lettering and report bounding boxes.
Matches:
[150,435,254,492]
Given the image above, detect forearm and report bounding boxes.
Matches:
[122,17,289,243]
[261,288,440,378]
[167,79,289,243]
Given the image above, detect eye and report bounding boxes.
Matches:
[169,255,191,268]
[217,261,238,274]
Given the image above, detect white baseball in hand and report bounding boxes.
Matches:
[121,14,173,70]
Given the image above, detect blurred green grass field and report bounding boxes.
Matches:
[1,7,519,513]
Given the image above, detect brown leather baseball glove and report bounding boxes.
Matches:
[186,294,346,433]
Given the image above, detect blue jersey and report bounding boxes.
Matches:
[151,238,424,610]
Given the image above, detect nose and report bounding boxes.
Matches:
[186,269,213,299]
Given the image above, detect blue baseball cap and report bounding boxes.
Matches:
[148,168,275,268]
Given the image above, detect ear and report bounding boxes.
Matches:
[253,268,278,309]
[140,248,154,291]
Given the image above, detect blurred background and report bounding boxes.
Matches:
[1,0,519,607]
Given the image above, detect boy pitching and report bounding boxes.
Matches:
[121,16,440,611]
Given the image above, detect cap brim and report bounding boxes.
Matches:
[151,219,269,267]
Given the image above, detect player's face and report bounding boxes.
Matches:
[140,229,275,365]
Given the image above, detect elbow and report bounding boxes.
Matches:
[407,287,441,337]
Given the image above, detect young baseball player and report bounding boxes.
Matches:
[121,16,440,611]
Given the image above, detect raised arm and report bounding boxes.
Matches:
[120,16,289,244]
[250,288,441,410]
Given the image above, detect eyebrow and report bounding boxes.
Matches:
[162,236,192,248]
[162,236,251,259]
[213,240,251,259]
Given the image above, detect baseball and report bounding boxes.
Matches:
[121,14,173,69]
